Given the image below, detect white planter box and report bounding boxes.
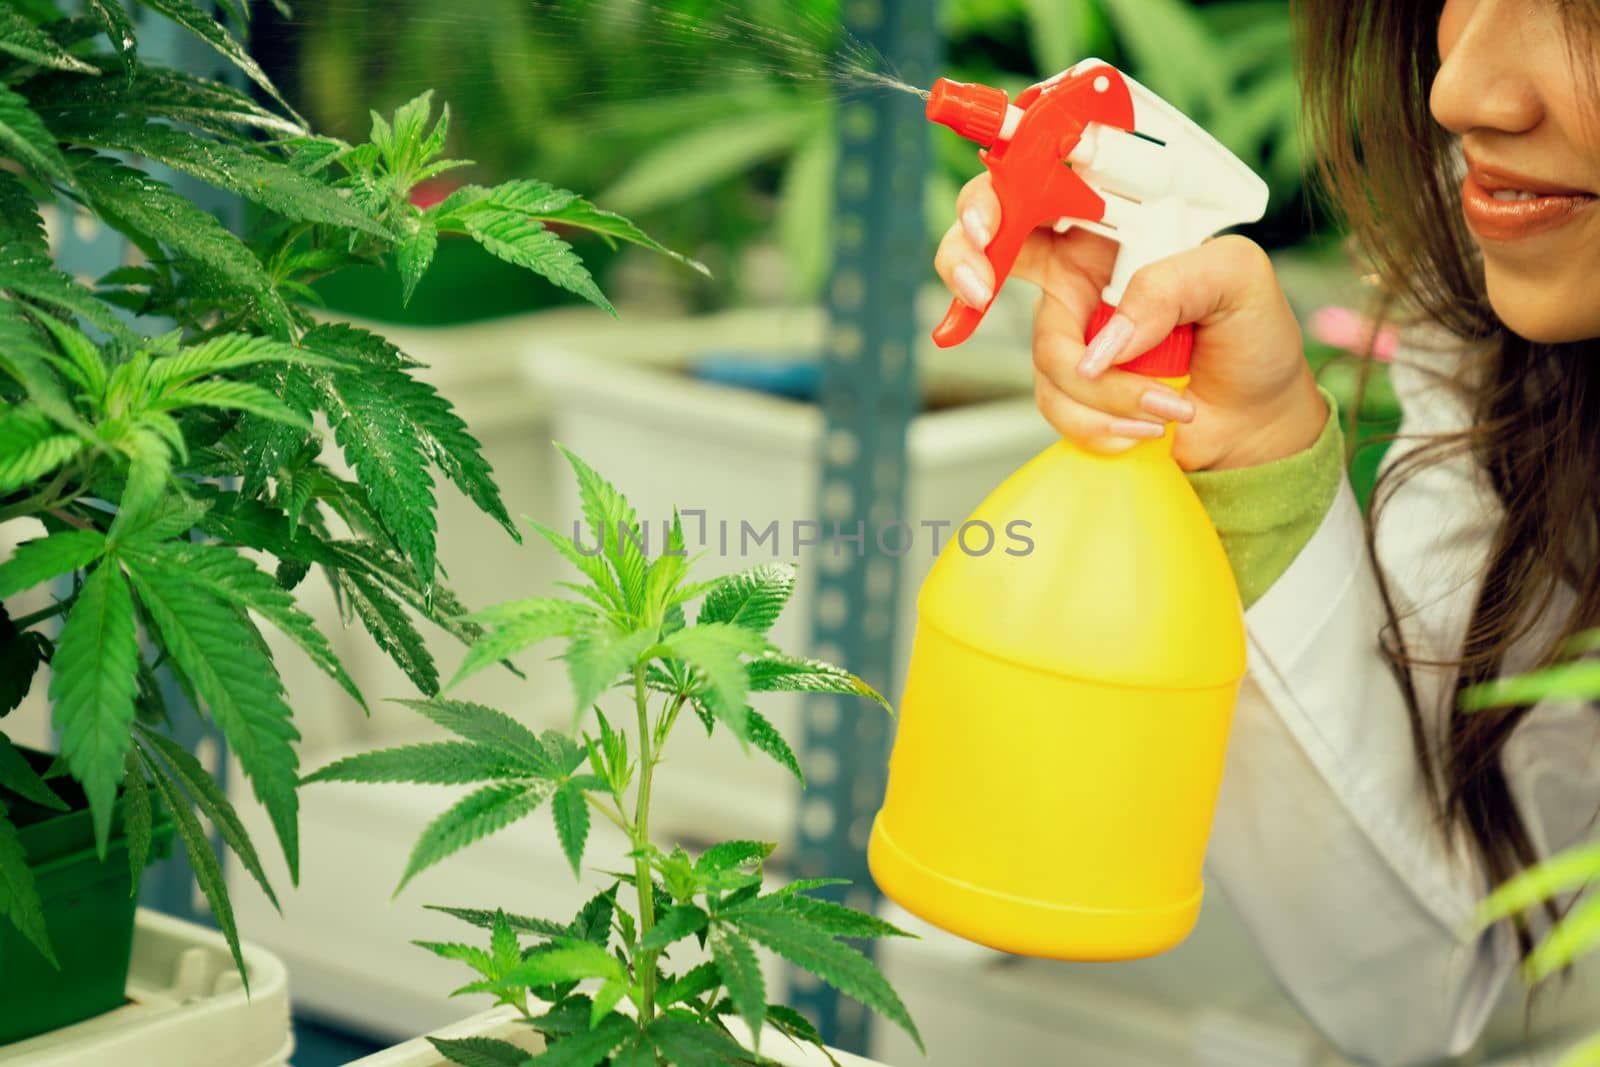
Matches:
[349,1006,890,1067]
[0,909,291,1067]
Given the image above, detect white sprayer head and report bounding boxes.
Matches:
[1051,59,1270,304]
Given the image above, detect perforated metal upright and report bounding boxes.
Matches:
[52,1,244,923]
[791,0,938,1053]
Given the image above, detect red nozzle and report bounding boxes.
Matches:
[926,78,1011,146]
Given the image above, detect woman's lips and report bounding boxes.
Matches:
[1461,170,1596,242]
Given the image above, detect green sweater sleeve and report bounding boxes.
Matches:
[1185,389,1344,609]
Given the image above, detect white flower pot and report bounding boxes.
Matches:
[348,1006,891,1067]
[0,909,292,1067]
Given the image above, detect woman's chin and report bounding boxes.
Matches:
[1485,268,1600,345]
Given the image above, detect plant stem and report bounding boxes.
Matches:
[10,599,72,630]
[631,664,659,1026]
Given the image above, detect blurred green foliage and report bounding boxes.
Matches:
[268,0,1310,311]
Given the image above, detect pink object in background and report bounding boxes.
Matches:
[1308,306,1398,362]
[409,178,455,211]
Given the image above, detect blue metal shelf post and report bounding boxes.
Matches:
[792,0,938,1054]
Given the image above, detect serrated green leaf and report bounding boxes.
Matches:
[697,564,796,635]
[746,709,804,787]
[490,909,521,974]
[609,1037,654,1067]
[156,379,310,426]
[0,735,65,812]
[414,939,497,977]
[565,628,658,719]
[525,1013,632,1067]
[315,368,437,581]
[336,568,439,696]
[399,781,552,892]
[120,755,152,888]
[136,0,301,121]
[765,1003,826,1049]
[0,183,45,265]
[552,779,590,877]
[645,1015,752,1065]
[84,0,135,63]
[450,599,595,691]
[661,624,770,740]
[589,976,627,1030]
[105,425,171,542]
[658,960,721,1009]
[0,84,71,187]
[393,698,549,768]
[732,891,910,940]
[641,904,708,952]
[48,562,138,853]
[0,800,54,966]
[397,212,437,305]
[139,747,248,988]
[0,625,49,717]
[304,741,534,786]
[0,406,84,494]
[527,518,620,609]
[568,883,619,946]
[70,153,290,334]
[554,445,648,609]
[439,178,706,278]
[696,840,775,876]
[123,540,365,712]
[746,654,890,711]
[710,925,765,1045]
[500,938,625,988]
[458,209,612,313]
[426,903,569,939]
[136,726,280,912]
[300,323,513,542]
[0,529,105,599]
[123,555,302,881]
[43,66,304,138]
[731,910,920,1050]
[0,7,99,73]
[428,1035,530,1067]
[0,246,137,342]
[148,333,329,390]
[61,118,386,238]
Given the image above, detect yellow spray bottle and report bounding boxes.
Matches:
[867,60,1268,960]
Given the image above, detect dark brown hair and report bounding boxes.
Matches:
[1294,0,1600,953]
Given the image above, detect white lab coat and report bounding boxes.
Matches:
[1206,337,1600,1066]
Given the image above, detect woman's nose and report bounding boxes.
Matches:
[1430,0,1545,136]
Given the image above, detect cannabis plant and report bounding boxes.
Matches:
[0,1,693,978]
[1465,638,1600,1067]
[307,449,922,1065]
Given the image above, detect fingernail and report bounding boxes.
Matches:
[1140,388,1195,423]
[1109,418,1167,441]
[1080,314,1134,378]
[962,208,992,248]
[953,263,992,309]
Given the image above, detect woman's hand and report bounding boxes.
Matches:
[933,174,1327,471]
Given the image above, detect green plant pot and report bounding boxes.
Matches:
[0,747,175,1045]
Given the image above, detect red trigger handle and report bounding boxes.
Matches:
[1085,302,1195,378]
[927,67,1138,351]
